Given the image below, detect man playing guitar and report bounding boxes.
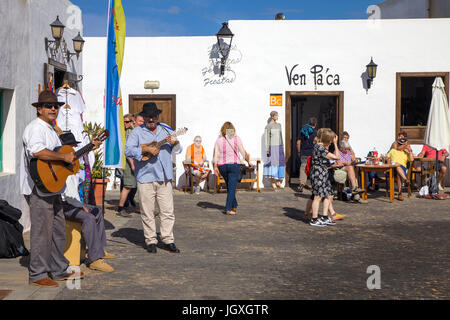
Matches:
[125,102,182,254]
[21,90,102,287]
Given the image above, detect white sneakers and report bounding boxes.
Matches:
[438,184,444,191]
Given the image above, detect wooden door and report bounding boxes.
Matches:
[129,94,176,129]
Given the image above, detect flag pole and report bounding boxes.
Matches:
[102,167,106,215]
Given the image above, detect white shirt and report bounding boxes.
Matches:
[20,118,65,196]
[56,88,86,143]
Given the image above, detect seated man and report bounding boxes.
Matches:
[185,136,211,194]
[416,144,448,191]
[59,132,115,272]
[386,137,414,201]
[338,139,364,194]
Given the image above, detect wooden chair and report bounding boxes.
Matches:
[182,160,210,194]
[407,158,436,197]
[214,160,261,193]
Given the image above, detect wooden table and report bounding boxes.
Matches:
[356,163,400,203]
[215,159,261,193]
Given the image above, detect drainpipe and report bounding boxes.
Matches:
[427,0,432,18]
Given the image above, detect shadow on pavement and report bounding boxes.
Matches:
[111,228,146,248]
[196,201,225,213]
[282,207,309,224]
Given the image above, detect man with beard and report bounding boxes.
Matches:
[125,103,182,254]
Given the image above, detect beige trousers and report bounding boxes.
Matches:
[137,180,175,246]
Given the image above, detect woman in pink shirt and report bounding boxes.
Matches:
[417,144,448,190]
[213,122,250,215]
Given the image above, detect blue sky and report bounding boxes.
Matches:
[71,0,379,37]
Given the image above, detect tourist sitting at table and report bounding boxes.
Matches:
[386,138,414,201]
[390,130,409,151]
[416,144,448,191]
[185,135,211,194]
[338,139,363,194]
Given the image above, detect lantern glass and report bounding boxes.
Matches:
[366,58,378,80]
[50,16,65,40]
[72,32,85,53]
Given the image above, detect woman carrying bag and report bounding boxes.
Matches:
[213,122,251,215]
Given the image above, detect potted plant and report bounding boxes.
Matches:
[83,122,112,204]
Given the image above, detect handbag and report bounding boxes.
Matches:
[333,168,348,184]
[224,137,247,183]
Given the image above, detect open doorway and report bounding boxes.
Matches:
[285,91,344,184]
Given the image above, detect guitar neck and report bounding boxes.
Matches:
[155,132,179,148]
[74,143,94,160]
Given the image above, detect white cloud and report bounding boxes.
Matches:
[168,6,181,15]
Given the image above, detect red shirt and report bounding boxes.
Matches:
[421,145,448,161]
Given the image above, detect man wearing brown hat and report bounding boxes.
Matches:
[20,91,84,287]
[125,102,182,254]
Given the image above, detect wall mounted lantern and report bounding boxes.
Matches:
[366,57,378,89]
[45,16,85,62]
[216,22,234,76]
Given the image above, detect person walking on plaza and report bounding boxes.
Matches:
[20,90,86,287]
[185,136,211,194]
[309,129,340,227]
[117,114,137,217]
[213,122,251,215]
[296,117,318,192]
[125,102,182,254]
[59,132,115,273]
[264,111,286,190]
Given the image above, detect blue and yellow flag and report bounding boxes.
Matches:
[104,0,126,168]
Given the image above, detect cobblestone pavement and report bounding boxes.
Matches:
[52,187,450,300]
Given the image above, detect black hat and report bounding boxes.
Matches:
[32,90,65,107]
[139,102,162,118]
[60,131,81,146]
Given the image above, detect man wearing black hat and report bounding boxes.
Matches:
[20,90,82,287]
[125,102,182,253]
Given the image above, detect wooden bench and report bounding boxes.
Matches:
[214,159,261,193]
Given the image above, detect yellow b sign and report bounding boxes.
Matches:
[270,93,282,107]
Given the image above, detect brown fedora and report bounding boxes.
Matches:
[31,90,65,107]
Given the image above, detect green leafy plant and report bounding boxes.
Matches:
[83,121,112,179]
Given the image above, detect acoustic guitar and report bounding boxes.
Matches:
[29,130,109,194]
[141,127,188,161]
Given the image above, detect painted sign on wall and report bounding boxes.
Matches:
[270,93,283,107]
[202,44,242,87]
[285,64,341,89]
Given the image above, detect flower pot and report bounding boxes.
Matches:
[92,178,110,205]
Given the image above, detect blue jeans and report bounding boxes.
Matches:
[218,163,240,211]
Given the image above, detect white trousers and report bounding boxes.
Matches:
[137,180,175,246]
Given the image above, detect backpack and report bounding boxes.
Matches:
[304,156,312,177]
[0,200,29,259]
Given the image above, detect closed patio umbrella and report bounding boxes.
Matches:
[424,77,450,193]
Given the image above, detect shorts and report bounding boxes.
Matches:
[400,165,407,176]
[190,166,211,175]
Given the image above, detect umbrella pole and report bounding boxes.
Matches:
[435,148,440,193]
[102,167,106,216]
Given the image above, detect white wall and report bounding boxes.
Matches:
[82,18,450,188]
[0,0,83,229]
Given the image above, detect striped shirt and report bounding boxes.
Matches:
[214,135,244,165]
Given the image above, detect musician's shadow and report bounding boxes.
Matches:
[111,228,164,249]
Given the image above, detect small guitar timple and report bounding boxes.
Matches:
[29,130,109,194]
[141,127,188,161]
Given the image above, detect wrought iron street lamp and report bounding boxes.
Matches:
[216,22,234,76]
[366,57,378,89]
[67,32,85,60]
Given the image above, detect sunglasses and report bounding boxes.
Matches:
[124,120,133,123]
[42,104,60,110]
[194,140,202,143]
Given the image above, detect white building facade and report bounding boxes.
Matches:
[0,0,83,229]
[82,18,450,189]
